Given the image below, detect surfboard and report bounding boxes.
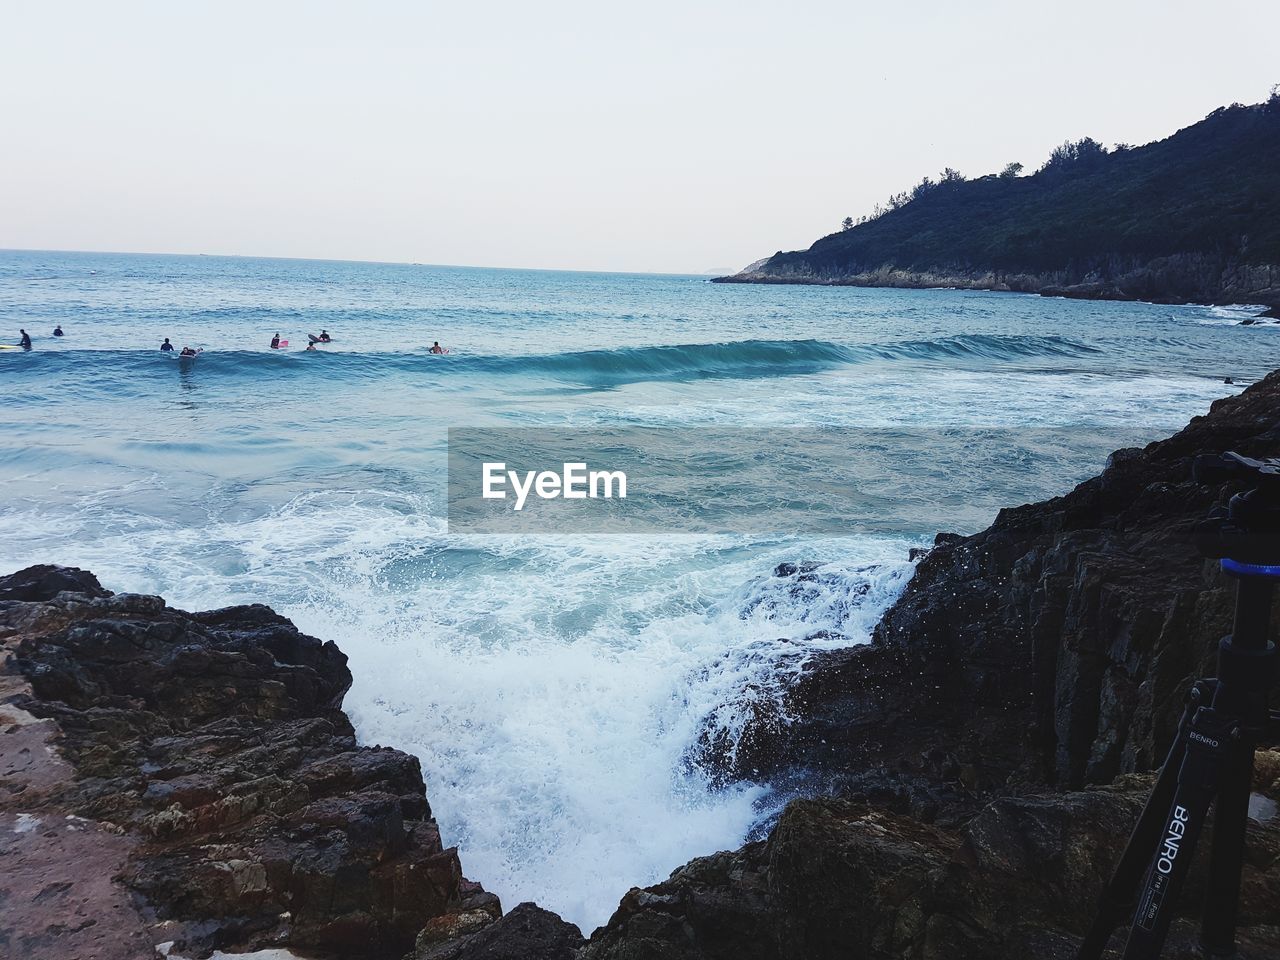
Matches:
[278,340,289,347]
[0,345,21,350]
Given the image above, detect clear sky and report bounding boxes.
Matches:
[2,1,1277,274]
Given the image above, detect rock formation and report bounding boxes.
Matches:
[574,373,1280,956]
[0,566,499,959]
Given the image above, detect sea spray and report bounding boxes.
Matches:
[281,531,918,931]
[0,487,916,929]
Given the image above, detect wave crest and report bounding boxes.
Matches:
[2,334,1102,387]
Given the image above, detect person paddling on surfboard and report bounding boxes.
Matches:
[179,346,200,357]
[160,338,174,352]
[19,329,32,349]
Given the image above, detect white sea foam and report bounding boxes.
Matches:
[1198,303,1276,326]
[0,493,916,931]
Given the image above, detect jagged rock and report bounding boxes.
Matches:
[700,372,1280,813]
[582,789,1280,960]
[0,563,109,602]
[414,902,584,960]
[0,567,496,959]
[592,374,1280,957]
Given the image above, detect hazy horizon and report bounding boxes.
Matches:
[3,1,1277,274]
[0,245,717,276]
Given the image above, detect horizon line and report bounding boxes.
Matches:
[0,245,721,279]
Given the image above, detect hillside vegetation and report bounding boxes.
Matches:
[719,94,1280,306]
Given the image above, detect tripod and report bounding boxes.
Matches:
[1078,453,1280,960]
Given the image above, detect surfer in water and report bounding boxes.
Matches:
[160,338,174,352]
[429,341,447,354]
[179,346,200,358]
[319,330,331,343]
[53,325,64,337]
[19,329,32,349]
[270,333,281,349]
[305,342,316,351]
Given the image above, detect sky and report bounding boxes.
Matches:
[1,1,1277,274]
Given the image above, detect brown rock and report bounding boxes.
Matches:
[0,566,497,959]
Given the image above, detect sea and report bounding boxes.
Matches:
[0,249,1271,931]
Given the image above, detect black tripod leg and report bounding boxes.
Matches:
[1120,705,1238,960]
[1201,574,1277,956]
[1121,783,1216,958]
[1200,738,1256,956]
[1076,709,1193,960]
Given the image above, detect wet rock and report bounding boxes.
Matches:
[0,563,109,602]
[582,787,1280,960]
[414,902,584,960]
[771,561,822,579]
[621,374,1280,958]
[705,372,1280,807]
[0,568,496,959]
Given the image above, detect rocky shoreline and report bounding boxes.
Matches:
[0,568,501,959]
[567,373,1280,959]
[5,374,1280,958]
[713,256,1280,314]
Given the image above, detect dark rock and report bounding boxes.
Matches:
[772,561,821,578]
[0,564,109,602]
[581,787,1280,960]
[703,372,1280,809]
[600,373,1280,957]
[0,567,496,959]
[415,902,584,960]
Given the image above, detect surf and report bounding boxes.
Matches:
[0,334,1107,389]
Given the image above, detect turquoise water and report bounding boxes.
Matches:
[0,249,1268,929]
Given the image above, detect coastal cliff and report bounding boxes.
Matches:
[717,97,1280,309]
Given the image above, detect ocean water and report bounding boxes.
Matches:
[0,249,1268,931]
